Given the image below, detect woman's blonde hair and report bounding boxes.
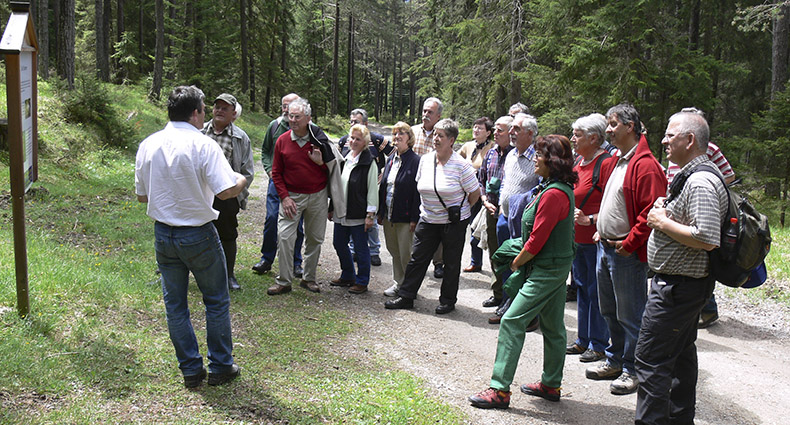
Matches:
[391,121,415,148]
[349,124,371,143]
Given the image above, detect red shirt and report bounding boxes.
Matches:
[573,158,605,244]
[271,130,329,199]
[524,189,570,255]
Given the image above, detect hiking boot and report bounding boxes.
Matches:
[267,284,292,296]
[520,381,561,402]
[566,343,585,355]
[468,387,511,409]
[610,371,639,395]
[585,361,622,380]
[299,280,320,293]
[348,284,368,294]
[580,349,606,363]
[330,277,354,287]
[699,311,719,329]
[183,368,207,388]
[208,364,240,386]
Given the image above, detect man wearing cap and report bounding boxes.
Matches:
[202,93,255,291]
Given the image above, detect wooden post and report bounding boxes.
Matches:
[1,1,39,318]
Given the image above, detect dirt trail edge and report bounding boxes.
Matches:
[237,123,790,425]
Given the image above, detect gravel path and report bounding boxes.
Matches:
[236,122,790,424]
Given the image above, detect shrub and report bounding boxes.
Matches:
[60,78,136,149]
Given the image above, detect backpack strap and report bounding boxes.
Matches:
[578,151,612,210]
[664,162,731,225]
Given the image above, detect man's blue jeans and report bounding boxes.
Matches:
[154,222,234,376]
[596,242,648,374]
[261,179,303,266]
[333,223,371,286]
[573,242,609,352]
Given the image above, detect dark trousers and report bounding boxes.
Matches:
[213,197,240,279]
[398,218,469,306]
[635,273,715,425]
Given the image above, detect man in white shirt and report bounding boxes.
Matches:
[135,85,247,388]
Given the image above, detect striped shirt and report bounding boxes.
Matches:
[499,144,540,216]
[415,151,479,224]
[666,142,733,184]
[478,145,512,206]
[411,124,434,156]
[648,155,729,278]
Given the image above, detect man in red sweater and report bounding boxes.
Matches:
[268,98,331,295]
[585,103,667,396]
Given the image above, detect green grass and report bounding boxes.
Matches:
[0,80,466,424]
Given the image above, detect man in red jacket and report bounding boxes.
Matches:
[584,103,667,396]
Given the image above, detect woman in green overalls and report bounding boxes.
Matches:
[469,134,578,409]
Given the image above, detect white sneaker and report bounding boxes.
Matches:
[383,283,399,297]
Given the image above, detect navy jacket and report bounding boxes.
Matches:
[378,149,421,224]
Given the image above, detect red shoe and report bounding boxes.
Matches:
[520,381,560,402]
[469,387,511,409]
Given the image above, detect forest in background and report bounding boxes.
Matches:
[3,0,790,223]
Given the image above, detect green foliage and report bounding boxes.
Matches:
[59,78,137,149]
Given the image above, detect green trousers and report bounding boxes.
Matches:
[490,261,571,390]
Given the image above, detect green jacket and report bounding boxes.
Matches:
[492,181,575,298]
[261,117,289,175]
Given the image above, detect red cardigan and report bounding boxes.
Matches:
[598,134,667,262]
[271,130,329,199]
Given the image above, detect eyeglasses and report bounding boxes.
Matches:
[350,120,362,125]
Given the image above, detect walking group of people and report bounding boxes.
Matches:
[135,84,734,425]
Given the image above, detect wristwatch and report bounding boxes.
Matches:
[588,215,595,225]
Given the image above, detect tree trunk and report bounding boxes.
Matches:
[138,0,144,56]
[346,13,354,115]
[149,0,164,101]
[37,0,49,80]
[391,42,396,122]
[330,1,340,115]
[771,3,790,100]
[165,3,174,79]
[248,0,255,110]
[240,0,249,94]
[57,0,75,89]
[95,0,110,81]
[688,0,700,51]
[115,0,124,82]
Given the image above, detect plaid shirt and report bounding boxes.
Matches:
[648,155,728,277]
[204,121,234,162]
[411,124,434,156]
[478,145,512,206]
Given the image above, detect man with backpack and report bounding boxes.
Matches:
[636,110,729,425]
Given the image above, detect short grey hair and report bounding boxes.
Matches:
[495,115,514,127]
[424,97,443,115]
[513,113,538,137]
[234,102,242,119]
[669,110,709,151]
[289,97,312,117]
[572,113,607,145]
[350,108,368,123]
[434,118,458,140]
[509,102,529,115]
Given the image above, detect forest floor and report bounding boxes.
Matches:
[237,122,790,424]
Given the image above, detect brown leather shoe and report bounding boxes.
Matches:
[330,277,354,287]
[463,264,482,273]
[299,280,320,293]
[348,284,368,294]
[267,284,292,295]
[488,315,501,325]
